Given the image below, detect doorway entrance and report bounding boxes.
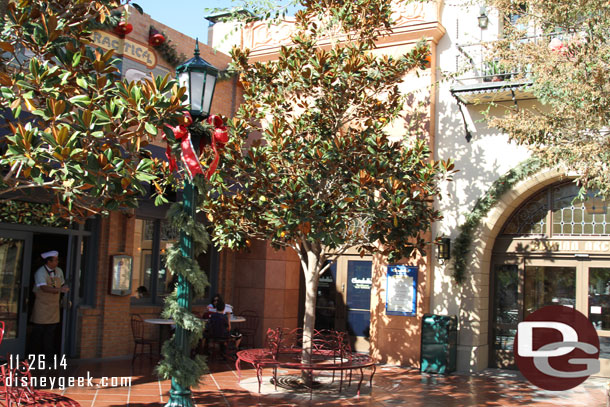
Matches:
[491,257,610,375]
[27,233,70,357]
[490,181,610,376]
[0,231,32,356]
[0,220,97,359]
[314,256,372,352]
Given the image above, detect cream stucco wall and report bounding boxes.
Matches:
[206,1,559,372]
[431,1,559,372]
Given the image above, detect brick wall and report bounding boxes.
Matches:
[75,11,242,360]
[124,7,241,120]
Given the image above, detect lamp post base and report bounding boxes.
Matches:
[165,381,194,407]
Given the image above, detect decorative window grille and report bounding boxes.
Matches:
[502,182,610,236]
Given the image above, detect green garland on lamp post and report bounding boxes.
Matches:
[154,41,221,407]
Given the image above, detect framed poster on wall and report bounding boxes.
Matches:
[386,265,418,316]
[110,255,132,296]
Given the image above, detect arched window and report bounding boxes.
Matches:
[502,182,610,237]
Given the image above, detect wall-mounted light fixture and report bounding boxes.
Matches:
[478,6,489,29]
[437,237,451,260]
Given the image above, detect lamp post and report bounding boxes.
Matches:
[166,39,218,407]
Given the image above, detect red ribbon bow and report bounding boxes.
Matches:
[162,112,228,181]
[205,115,229,180]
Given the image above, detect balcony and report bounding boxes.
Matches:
[450,39,535,105]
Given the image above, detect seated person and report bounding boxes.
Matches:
[208,294,233,315]
[202,301,232,358]
[207,294,242,348]
[135,286,148,299]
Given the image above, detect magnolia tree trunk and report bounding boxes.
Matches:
[298,242,323,386]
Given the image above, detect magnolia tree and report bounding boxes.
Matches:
[0,0,187,221]
[204,0,454,366]
[486,0,610,197]
[1,0,225,389]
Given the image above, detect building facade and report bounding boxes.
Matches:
[2,0,608,379]
[433,1,610,376]
[0,5,241,360]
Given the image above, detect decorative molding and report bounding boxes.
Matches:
[243,1,446,62]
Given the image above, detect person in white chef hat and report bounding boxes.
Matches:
[31,250,69,359]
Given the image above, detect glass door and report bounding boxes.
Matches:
[315,262,338,330]
[0,231,32,357]
[584,266,610,376]
[491,263,521,368]
[523,264,577,316]
[340,259,372,352]
[491,259,579,368]
[491,257,610,375]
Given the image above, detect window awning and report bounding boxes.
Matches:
[450,80,534,105]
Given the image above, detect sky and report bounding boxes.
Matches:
[133,1,236,43]
[133,1,298,44]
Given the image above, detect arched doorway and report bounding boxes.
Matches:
[490,181,610,376]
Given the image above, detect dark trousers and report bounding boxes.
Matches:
[31,323,59,359]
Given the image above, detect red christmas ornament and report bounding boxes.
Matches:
[181,112,193,127]
[172,125,188,140]
[113,21,133,37]
[207,115,224,128]
[149,33,166,47]
[213,127,229,144]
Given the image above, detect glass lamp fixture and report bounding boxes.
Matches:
[478,6,489,29]
[176,39,219,118]
[437,237,451,260]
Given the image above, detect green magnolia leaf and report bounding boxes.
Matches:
[0,0,187,222]
[72,52,82,67]
[145,122,158,135]
[69,94,91,107]
[76,77,88,89]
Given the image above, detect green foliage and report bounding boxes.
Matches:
[486,0,610,198]
[452,157,544,283]
[0,200,70,227]
[156,336,208,389]
[204,0,453,269]
[0,0,189,221]
[156,187,211,387]
[149,26,187,67]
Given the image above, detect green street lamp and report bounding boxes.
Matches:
[166,39,218,407]
[176,39,218,118]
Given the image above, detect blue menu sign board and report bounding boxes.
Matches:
[386,265,418,316]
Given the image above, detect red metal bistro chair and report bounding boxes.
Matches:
[0,321,38,407]
[1,359,38,406]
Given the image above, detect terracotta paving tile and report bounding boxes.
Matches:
[24,358,609,407]
[128,395,165,403]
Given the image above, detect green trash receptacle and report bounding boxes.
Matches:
[420,314,457,374]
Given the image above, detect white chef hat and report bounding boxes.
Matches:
[41,250,59,259]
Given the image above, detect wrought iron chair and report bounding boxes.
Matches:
[238,310,259,349]
[0,321,39,407]
[0,321,6,407]
[130,314,158,363]
[203,313,235,361]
